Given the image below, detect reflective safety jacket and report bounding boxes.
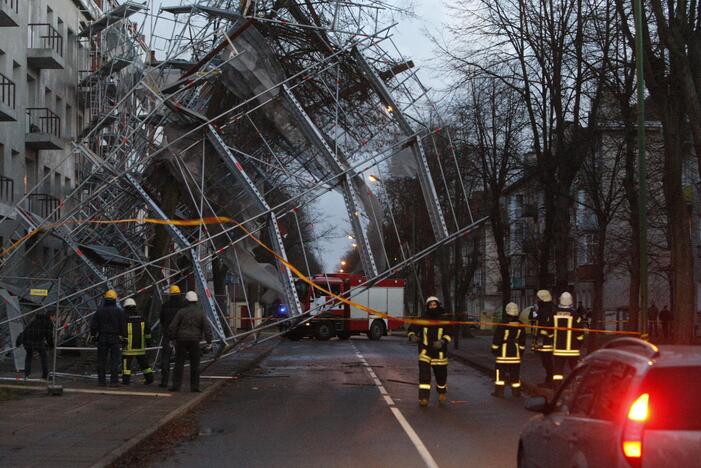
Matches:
[553,307,584,357]
[123,311,151,356]
[408,313,452,366]
[530,301,554,353]
[492,319,526,364]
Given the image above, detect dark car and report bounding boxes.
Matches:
[518,338,701,468]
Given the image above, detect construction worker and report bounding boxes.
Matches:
[491,302,526,398]
[552,292,584,384]
[159,285,183,388]
[90,289,127,386]
[532,290,554,386]
[168,291,213,392]
[407,296,452,407]
[121,298,154,385]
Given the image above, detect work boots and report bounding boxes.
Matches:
[144,372,154,385]
[419,398,429,407]
[512,387,521,398]
[491,385,505,398]
[438,393,447,403]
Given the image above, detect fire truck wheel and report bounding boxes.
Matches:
[315,322,334,341]
[367,320,385,341]
[337,331,351,340]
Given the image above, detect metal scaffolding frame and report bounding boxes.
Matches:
[0,1,480,372]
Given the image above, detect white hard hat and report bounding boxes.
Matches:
[536,290,552,302]
[505,302,519,317]
[185,291,198,302]
[123,298,136,308]
[426,296,440,306]
[559,292,573,307]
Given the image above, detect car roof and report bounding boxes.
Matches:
[586,344,701,372]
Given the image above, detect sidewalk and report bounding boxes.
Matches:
[0,337,279,468]
[447,333,551,397]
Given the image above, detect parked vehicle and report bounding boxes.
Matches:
[283,273,405,341]
[518,338,701,468]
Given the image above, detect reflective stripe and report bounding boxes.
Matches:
[496,358,521,364]
[127,323,133,352]
[495,369,505,385]
[144,368,153,373]
[436,384,447,389]
[491,344,499,350]
[438,328,443,341]
[553,350,580,356]
[419,384,431,390]
[512,382,521,388]
[553,374,564,381]
[423,327,428,346]
[443,335,452,343]
[502,329,509,359]
[576,335,584,340]
[419,355,432,363]
[432,359,449,366]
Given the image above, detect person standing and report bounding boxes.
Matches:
[531,290,554,386]
[18,310,55,380]
[552,292,584,384]
[168,291,212,392]
[491,302,526,398]
[90,290,127,386]
[121,298,154,385]
[407,296,453,407]
[648,301,659,338]
[159,285,183,388]
[659,305,673,340]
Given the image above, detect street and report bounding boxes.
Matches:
[157,336,532,468]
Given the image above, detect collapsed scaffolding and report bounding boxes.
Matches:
[0,0,483,375]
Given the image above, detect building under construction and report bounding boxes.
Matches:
[0,0,480,375]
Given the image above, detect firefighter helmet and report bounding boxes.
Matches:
[168,285,181,295]
[185,291,198,302]
[123,298,136,308]
[505,302,519,317]
[536,289,552,302]
[425,296,440,306]
[559,292,573,307]
[104,289,118,300]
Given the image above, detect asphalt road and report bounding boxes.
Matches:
[157,336,533,468]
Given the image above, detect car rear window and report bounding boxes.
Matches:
[641,367,701,430]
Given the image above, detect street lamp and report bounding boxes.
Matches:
[341,260,346,266]
[347,235,354,240]
[339,269,344,273]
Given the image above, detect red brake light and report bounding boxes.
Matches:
[627,393,649,422]
[622,393,649,463]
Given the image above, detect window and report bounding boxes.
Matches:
[589,361,635,421]
[553,366,588,414]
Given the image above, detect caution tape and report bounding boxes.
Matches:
[3,214,643,338]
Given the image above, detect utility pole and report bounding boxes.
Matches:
[633,0,648,337]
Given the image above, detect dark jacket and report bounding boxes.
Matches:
[124,308,151,356]
[21,314,54,349]
[160,296,183,334]
[492,317,526,363]
[531,300,554,352]
[90,300,128,344]
[168,302,213,343]
[407,307,453,364]
[552,306,584,356]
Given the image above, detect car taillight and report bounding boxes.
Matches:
[622,393,649,464]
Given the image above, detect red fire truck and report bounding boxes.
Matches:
[285,273,405,341]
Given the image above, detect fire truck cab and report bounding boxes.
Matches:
[287,273,405,341]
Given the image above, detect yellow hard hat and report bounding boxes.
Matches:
[168,285,181,295]
[104,289,118,300]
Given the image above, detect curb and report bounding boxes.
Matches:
[91,340,278,468]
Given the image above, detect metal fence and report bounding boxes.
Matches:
[0,73,15,109]
[28,23,64,56]
[26,107,61,137]
[27,193,61,221]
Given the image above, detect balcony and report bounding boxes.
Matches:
[27,193,61,221]
[26,107,63,150]
[0,0,19,27]
[0,175,13,204]
[27,23,65,70]
[0,73,16,121]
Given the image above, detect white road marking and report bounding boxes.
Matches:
[351,343,440,468]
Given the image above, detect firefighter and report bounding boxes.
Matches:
[532,289,554,386]
[552,292,585,383]
[121,298,154,385]
[491,302,526,398]
[169,291,213,392]
[159,285,183,388]
[90,290,127,387]
[408,296,452,407]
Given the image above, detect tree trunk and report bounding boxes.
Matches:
[490,197,511,307]
[661,101,696,344]
[622,107,641,332]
